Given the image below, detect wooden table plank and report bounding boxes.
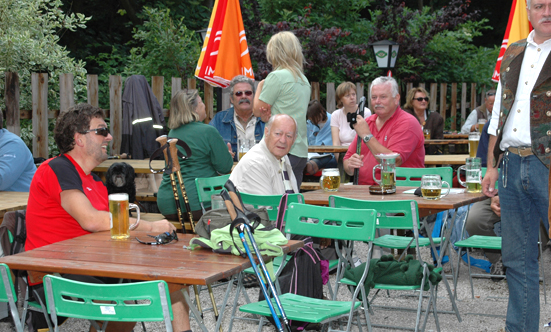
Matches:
[444,134,469,139]
[302,185,485,218]
[308,145,348,154]
[425,139,468,145]
[0,191,29,221]
[425,154,468,165]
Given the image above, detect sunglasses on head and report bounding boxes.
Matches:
[486,92,496,96]
[414,97,429,102]
[82,127,110,137]
[235,90,253,97]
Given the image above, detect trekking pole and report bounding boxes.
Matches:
[156,136,186,232]
[353,96,366,185]
[221,184,292,332]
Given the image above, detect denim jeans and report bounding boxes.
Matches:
[499,152,549,332]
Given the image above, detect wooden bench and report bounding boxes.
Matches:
[300,182,321,191]
[135,191,157,202]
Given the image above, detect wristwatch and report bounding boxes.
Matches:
[362,134,373,144]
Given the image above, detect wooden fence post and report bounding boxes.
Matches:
[326,82,335,114]
[470,83,477,111]
[204,83,214,124]
[31,73,49,158]
[311,82,320,101]
[450,83,457,131]
[461,83,468,127]
[221,87,231,112]
[356,82,364,104]
[172,77,182,99]
[109,75,122,156]
[87,75,99,107]
[187,78,196,90]
[4,72,20,135]
[429,83,437,112]
[59,73,75,115]
[439,83,447,125]
[152,76,164,109]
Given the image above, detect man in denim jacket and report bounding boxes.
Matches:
[209,75,265,160]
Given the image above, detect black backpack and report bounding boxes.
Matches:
[0,209,26,258]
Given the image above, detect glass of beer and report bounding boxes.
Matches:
[457,157,482,193]
[109,193,140,240]
[319,168,340,192]
[477,119,487,133]
[423,128,431,140]
[238,139,255,161]
[468,132,480,158]
[421,174,451,200]
[373,153,399,194]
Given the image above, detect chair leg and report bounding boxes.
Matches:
[465,248,475,299]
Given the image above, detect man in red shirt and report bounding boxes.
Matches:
[343,76,425,184]
[26,104,191,332]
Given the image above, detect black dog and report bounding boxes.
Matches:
[105,162,136,204]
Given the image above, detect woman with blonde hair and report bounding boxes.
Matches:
[157,89,233,221]
[254,31,311,187]
[403,87,443,154]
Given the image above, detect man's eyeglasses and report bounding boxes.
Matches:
[235,90,253,97]
[414,97,429,102]
[82,127,110,137]
[136,230,179,245]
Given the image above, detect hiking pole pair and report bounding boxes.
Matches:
[155,136,221,330]
[221,180,292,332]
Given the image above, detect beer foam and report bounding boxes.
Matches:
[108,193,128,201]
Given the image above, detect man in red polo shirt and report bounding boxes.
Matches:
[26,104,191,332]
[343,76,425,184]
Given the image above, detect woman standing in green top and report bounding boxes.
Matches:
[253,31,311,187]
[157,89,233,222]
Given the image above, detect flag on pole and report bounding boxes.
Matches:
[492,0,532,82]
[195,0,254,88]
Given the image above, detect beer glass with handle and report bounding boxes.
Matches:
[109,193,140,240]
[319,168,340,192]
[421,174,451,200]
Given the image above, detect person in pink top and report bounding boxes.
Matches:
[343,76,425,185]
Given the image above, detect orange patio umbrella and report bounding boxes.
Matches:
[492,0,532,82]
[195,0,254,88]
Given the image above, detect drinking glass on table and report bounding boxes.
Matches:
[468,132,480,158]
[421,174,450,200]
[109,193,140,240]
[477,119,487,133]
[457,157,482,193]
[319,168,340,192]
[238,138,255,161]
[423,128,431,140]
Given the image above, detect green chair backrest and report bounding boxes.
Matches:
[285,203,377,242]
[0,263,17,304]
[395,167,453,187]
[195,174,231,206]
[240,193,304,221]
[43,275,173,328]
[329,196,420,230]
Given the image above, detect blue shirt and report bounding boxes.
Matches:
[209,107,265,161]
[307,112,333,146]
[0,129,36,191]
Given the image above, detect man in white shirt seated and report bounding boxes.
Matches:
[460,90,496,134]
[230,114,298,195]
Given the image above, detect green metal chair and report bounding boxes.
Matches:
[0,264,24,332]
[195,174,231,213]
[395,166,453,187]
[43,275,174,332]
[329,197,461,331]
[238,203,378,332]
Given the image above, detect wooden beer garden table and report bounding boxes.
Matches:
[425,139,468,145]
[0,191,29,223]
[93,159,165,173]
[0,231,303,331]
[444,133,469,139]
[425,154,469,166]
[308,145,348,154]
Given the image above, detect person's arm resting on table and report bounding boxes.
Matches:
[60,190,175,233]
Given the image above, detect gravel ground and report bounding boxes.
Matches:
[1,242,550,332]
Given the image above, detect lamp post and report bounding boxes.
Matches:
[197,28,208,44]
[369,40,400,77]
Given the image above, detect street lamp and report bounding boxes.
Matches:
[369,40,400,77]
[197,28,208,44]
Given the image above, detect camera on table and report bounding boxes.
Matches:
[346,96,366,129]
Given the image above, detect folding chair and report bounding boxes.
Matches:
[0,264,24,332]
[43,275,173,332]
[238,203,378,332]
[330,197,460,331]
[395,166,453,187]
[195,174,231,213]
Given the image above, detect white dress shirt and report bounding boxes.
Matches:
[489,30,551,150]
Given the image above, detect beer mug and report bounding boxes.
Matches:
[373,153,398,194]
[423,128,431,140]
[477,119,487,133]
[457,157,482,193]
[319,168,340,192]
[468,132,480,158]
[109,193,140,240]
[238,138,255,161]
[421,174,451,200]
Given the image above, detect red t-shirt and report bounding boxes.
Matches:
[25,154,108,252]
[344,107,425,185]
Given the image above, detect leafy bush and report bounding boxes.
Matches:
[0,0,90,110]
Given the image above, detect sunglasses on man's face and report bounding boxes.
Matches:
[414,97,429,102]
[82,127,110,137]
[235,90,253,97]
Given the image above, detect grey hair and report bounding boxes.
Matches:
[370,76,399,98]
[265,114,298,137]
[229,75,255,95]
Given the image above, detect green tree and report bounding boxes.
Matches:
[0,0,90,110]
